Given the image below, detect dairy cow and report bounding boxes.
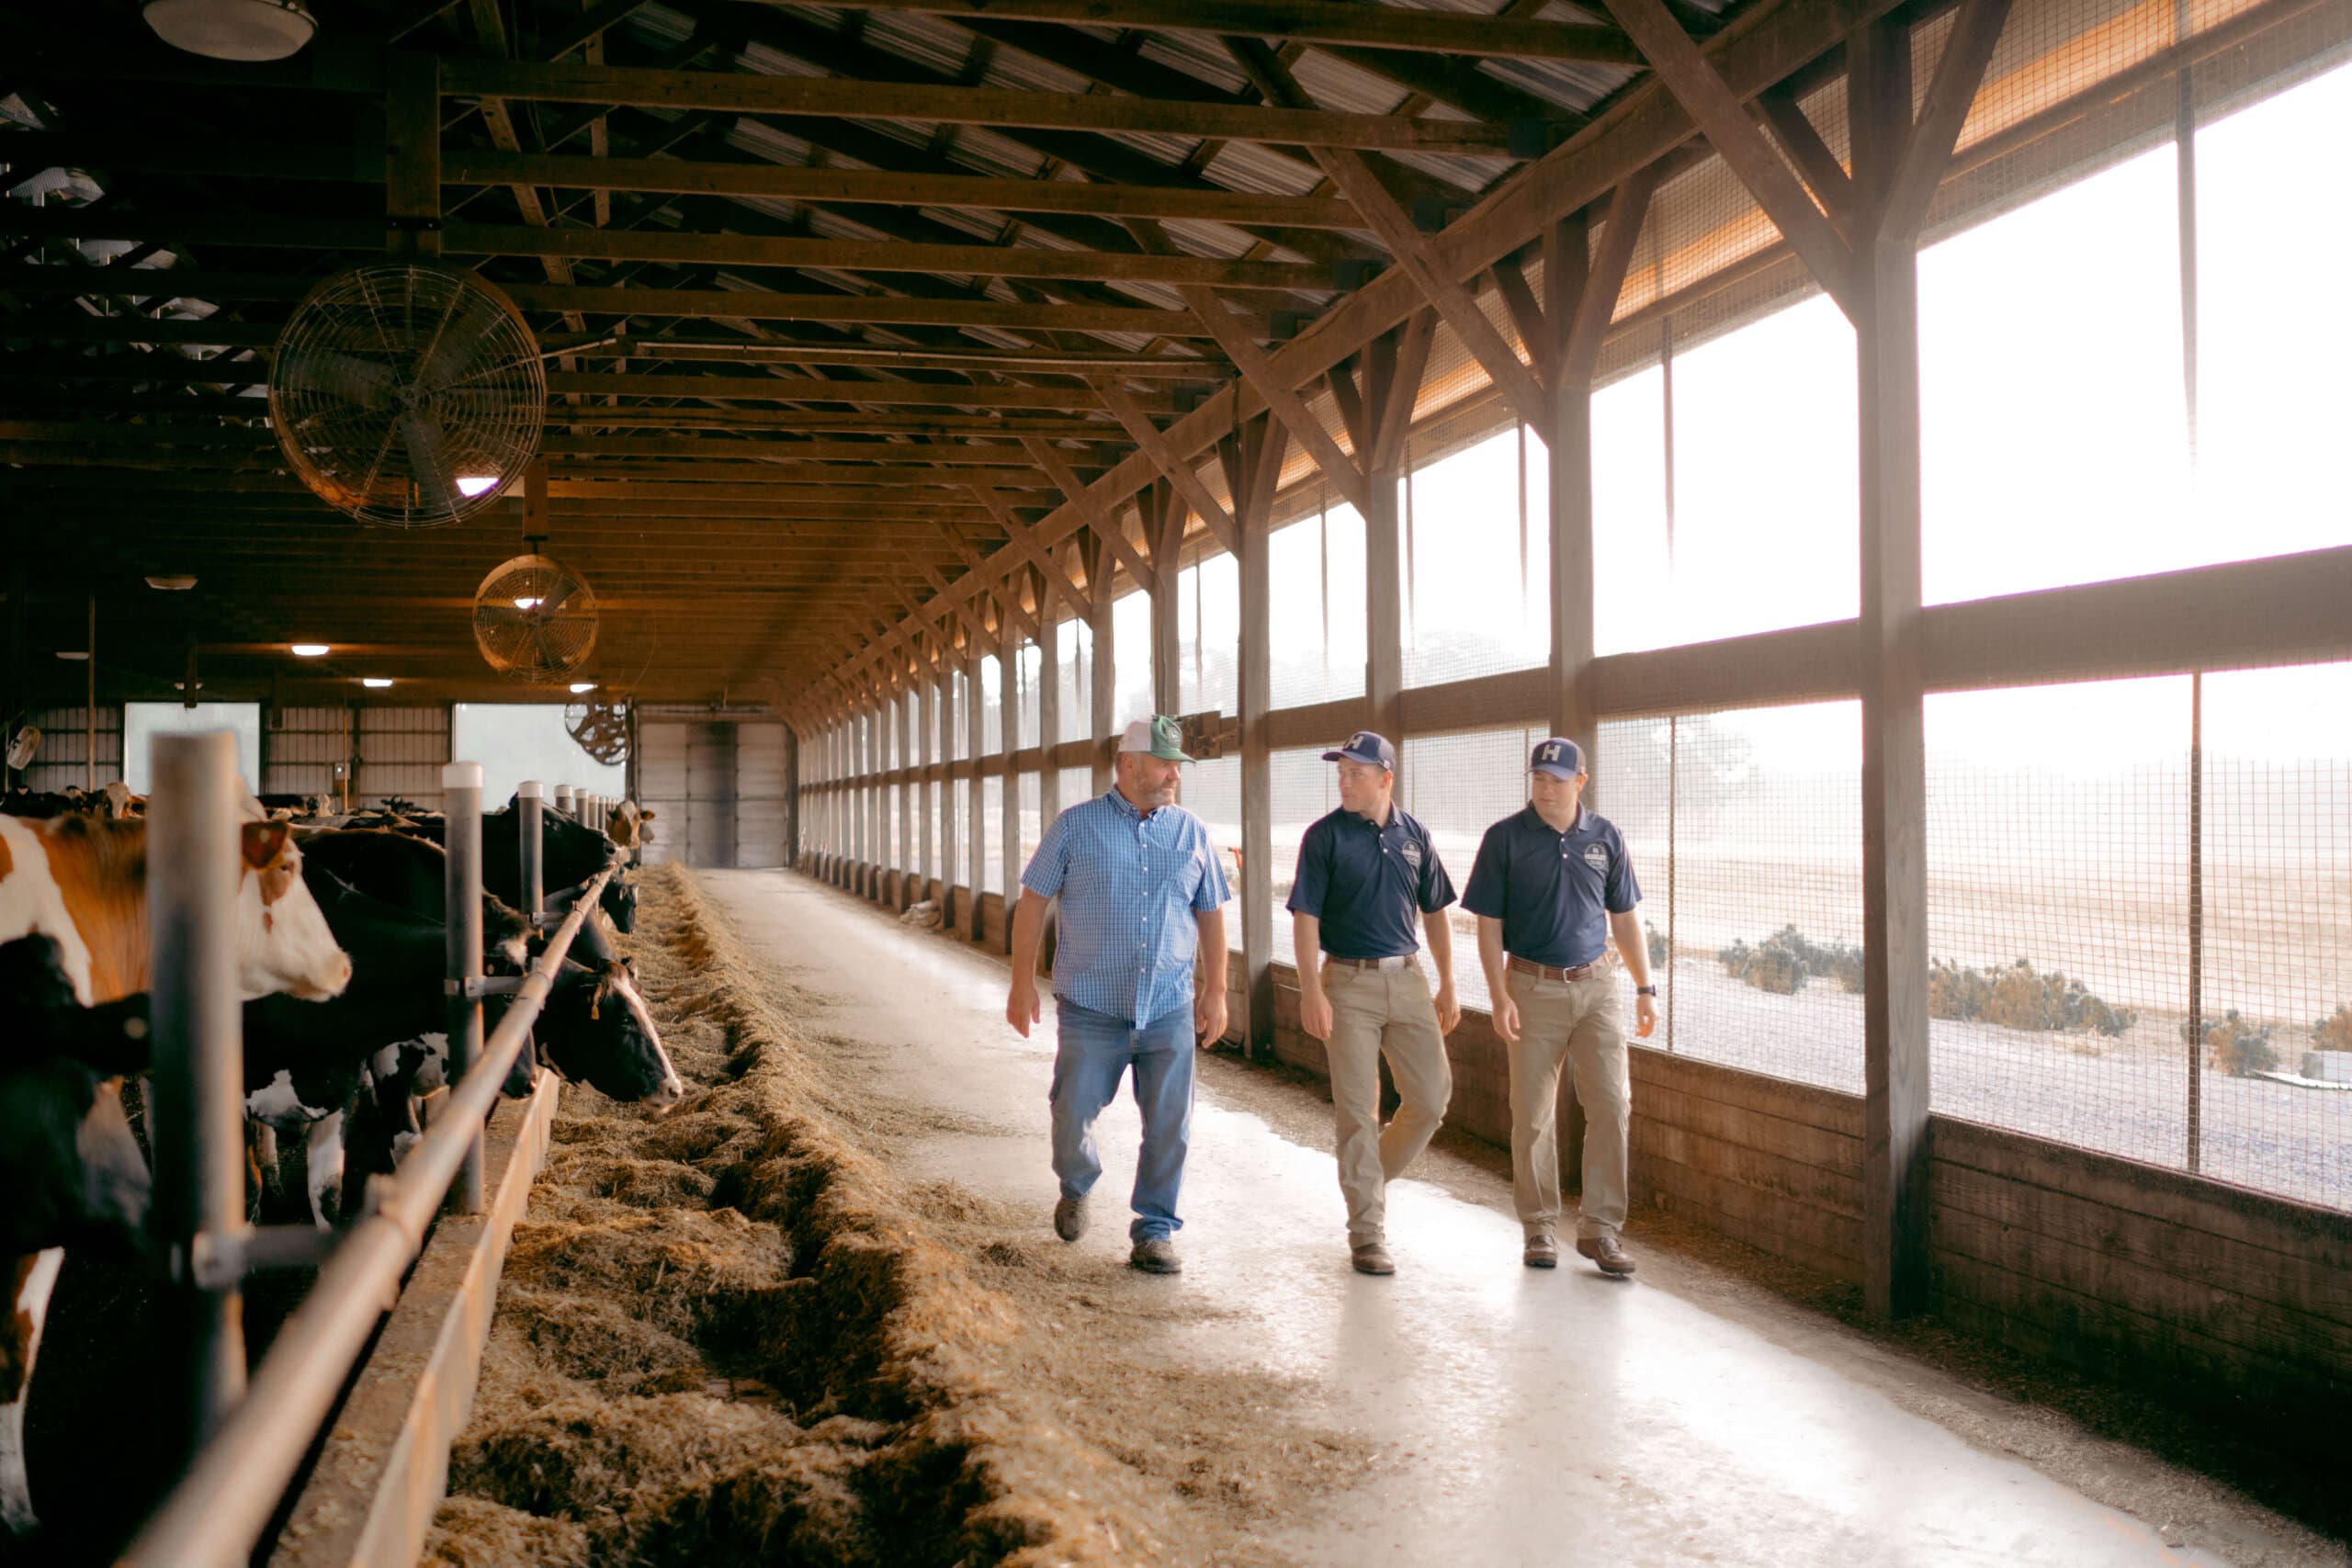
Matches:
[0,801,350,1537]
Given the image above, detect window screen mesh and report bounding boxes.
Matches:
[1269,499,1369,709]
[1661,704,1865,1092]
[1058,616,1091,744]
[1016,642,1043,751]
[1182,755,1243,951]
[982,776,1004,896]
[1403,424,1551,689]
[1271,746,1342,969]
[1928,667,2352,1212]
[1112,587,1154,728]
[1179,554,1240,717]
[980,655,1003,756]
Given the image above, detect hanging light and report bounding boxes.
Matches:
[569,682,595,694]
[362,677,394,689]
[456,476,500,497]
[142,0,316,61]
[290,642,330,657]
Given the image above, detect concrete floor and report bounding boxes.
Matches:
[702,871,2248,1568]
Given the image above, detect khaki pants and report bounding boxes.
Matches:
[1323,962,1453,1245]
[1506,968,1630,1242]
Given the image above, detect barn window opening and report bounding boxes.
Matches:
[451,704,625,807]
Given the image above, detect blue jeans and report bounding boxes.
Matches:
[1049,998,1196,1243]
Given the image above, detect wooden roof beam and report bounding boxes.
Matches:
[1085,373,1238,557]
[437,58,1523,154]
[790,0,1641,62]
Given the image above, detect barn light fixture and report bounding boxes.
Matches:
[142,0,316,62]
[456,476,500,498]
[362,677,394,689]
[569,682,595,694]
[145,573,198,591]
[55,650,90,661]
[290,642,331,658]
[513,595,544,610]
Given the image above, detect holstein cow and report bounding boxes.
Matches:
[241,867,538,1227]
[292,831,681,1199]
[0,802,350,1538]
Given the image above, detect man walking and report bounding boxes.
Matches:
[1289,731,1461,1276]
[1463,738,1657,1277]
[1007,715,1231,1274]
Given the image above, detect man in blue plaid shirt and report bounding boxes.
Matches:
[1007,715,1231,1274]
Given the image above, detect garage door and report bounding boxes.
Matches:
[735,722,790,867]
[636,719,689,865]
[636,719,793,867]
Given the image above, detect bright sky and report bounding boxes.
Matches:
[452,704,625,806]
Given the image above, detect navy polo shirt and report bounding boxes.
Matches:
[1461,805,1641,969]
[1286,806,1456,960]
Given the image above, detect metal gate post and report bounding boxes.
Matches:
[148,729,250,1446]
[518,779,546,922]
[442,761,486,1213]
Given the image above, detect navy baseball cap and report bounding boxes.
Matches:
[1529,737,1585,779]
[1322,730,1396,771]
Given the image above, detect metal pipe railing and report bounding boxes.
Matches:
[553,783,575,819]
[120,800,617,1568]
[444,761,488,1214]
[518,778,546,923]
[145,732,249,1450]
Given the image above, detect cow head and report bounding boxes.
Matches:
[0,936,153,1258]
[238,816,354,1001]
[538,957,684,1109]
[600,874,638,935]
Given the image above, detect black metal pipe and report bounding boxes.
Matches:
[442,760,486,1213]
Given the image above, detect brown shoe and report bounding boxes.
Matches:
[1129,1237,1182,1274]
[1053,1194,1087,1242]
[1351,1241,1396,1276]
[1522,1232,1558,1269]
[1577,1234,1636,1276]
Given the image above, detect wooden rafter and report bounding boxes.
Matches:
[1085,375,1239,556]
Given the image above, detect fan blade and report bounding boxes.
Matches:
[537,576,582,615]
[401,413,458,505]
[280,350,397,409]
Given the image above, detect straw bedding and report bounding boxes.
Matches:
[424,866,1369,1567]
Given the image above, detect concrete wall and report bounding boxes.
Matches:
[797,864,2346,1420]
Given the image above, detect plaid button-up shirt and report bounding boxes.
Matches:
[1022,787,1231,1025]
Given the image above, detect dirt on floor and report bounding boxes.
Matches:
[424,865,1373,1568]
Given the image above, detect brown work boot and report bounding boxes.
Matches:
[1522,1231,1559,1269]
[1053,1194,1087,1242]
[1351,1240,1396,1276]
[1129,1236,1182,1273]
[1577,1233,1636,1276]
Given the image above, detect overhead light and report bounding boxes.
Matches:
[513,596,544,610]
[456,475,500,498]
[142,0,316,62]
[55,650,90,661]
[362,677,394,689]
[569,682,596,694]
[290,642,330,657]
[146,573,198,591]
[174,681,205,692]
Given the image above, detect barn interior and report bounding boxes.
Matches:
[3,0,2351,1562]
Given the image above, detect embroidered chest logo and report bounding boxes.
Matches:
[1400,839,1423,872]
[1582,842,1611,874]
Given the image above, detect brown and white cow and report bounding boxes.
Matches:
[605,798,654,851]
[0,799,351,1536]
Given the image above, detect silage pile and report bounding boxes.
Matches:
[424,866,1367,1568]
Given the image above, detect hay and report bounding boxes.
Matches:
[433,863,1370,1567]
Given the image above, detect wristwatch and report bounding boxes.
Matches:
[1635,985,1658,997]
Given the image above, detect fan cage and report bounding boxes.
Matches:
[473,553,600,682]
[268,264,547,528]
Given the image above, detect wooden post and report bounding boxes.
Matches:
[1227,413,1289,1058]
[1037,579,1062,828]
[917,674,934,903]
[1364,467,1405,747]
[1087,535,1116,795]
[967,643,987,941]
[1000,593,1023,952]
[898,683,915,908]
[938,661,957,922]
[1148,481,1184,717]
[1852,14,1931,1320]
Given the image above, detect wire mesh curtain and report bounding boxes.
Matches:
[1402,425,1551,688]
[1269,499,1368,709]
[1928,665,2352,1211]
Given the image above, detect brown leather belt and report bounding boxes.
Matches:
[1326,954,1413,972]
[1508,954,1603,984]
